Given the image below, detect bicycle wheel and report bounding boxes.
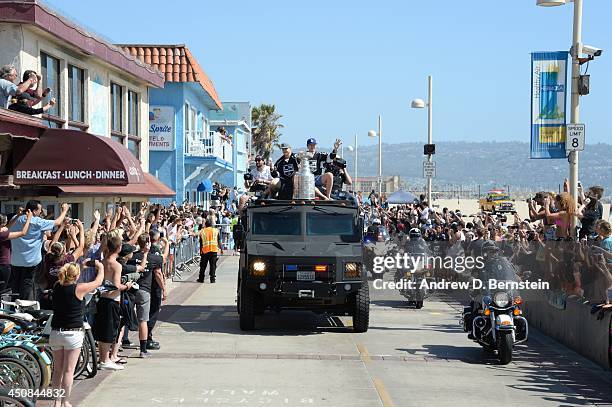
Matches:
[0,344,50,389]
[0,356,35,390]
[85,328,97,378]
[0,387,36,407]
[73,337,89,378]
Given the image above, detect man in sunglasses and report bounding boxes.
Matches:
[246,155,273,195]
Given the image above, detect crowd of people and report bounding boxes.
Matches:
[362,181,612,312]
[0,198,241,405]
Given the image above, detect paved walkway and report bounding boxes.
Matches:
[66,256,612,407]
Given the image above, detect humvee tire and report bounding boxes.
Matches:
[239,283,255,330]
[352,283,370,333]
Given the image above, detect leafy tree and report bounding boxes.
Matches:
[251,104,283,160]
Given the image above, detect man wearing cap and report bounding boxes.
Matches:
[305,138,339,199]
[270,143,301,199]
[245,155,273,194]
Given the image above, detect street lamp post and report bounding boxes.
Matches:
[347,133,358,192]
[368,115,382,196]
[411,75,433,205]
[537,0,583,236]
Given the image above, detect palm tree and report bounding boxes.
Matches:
[251,104,283,160]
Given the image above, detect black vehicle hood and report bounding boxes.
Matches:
[246,240,361,257]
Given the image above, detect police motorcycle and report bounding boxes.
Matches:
[461,241,528,365]
[393,228,435,309]
[363,219,388,280]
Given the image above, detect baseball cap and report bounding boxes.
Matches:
[280,143,291,149]
[254,155,263,161]
[307,138,317,145]
[119,243,137,257]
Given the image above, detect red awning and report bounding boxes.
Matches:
[58,173,174,197]
[14,129,144,185]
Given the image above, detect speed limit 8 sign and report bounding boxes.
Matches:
[566,123,585,152]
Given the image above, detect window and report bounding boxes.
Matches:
[252,212,301,235]
[111,83,123,133]
[68,65,84,123]
[127,138,139,158]
[40,52,61,118]
[184,103,190,154]
[128,90,139,136]
[126,90,140,159]
[306,213,358,241]
[111,134,124,145]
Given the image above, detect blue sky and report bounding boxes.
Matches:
[49,0,611,148]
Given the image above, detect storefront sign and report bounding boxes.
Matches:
[530,51,569,159]
[15,170,127,183]
[149,106,175,151]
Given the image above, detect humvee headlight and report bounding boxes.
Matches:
[251,261,267,277]
[344,262,360,279]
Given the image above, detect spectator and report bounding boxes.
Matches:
[544,192,575,240]
[50,260,104,407]
[578,186,604,240]
[221,212,231,250]
[147,229,169,350]
[128,233,164,358]
[8,92,56,115]
[0,209,33,291]
[9,201,69,300]
[94,232,133,371]
[0,65,36,108]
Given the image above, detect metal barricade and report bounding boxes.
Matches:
[171,236,201,282]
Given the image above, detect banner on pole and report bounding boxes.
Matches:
[530,51,569,159]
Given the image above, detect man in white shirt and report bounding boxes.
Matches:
[239,156,273,209]
[248,156,273,192]
[0,65,36,108]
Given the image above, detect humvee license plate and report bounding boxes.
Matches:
[296,271,315,281]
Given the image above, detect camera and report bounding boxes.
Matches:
[71,219,79,225]
[243,173,253,181]
[582,45,603,57]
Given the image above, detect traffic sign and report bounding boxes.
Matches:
[566,123,585,152]
[423,161,436,178]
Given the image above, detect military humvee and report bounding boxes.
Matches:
[234,199,369,332]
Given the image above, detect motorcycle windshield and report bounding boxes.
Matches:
[476,255,521,298]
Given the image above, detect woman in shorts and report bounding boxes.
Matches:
[49,261,103,407]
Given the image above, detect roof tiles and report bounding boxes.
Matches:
[118,44,222,110]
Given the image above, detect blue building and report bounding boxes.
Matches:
[208,102,251,189]
[120,44,234,205]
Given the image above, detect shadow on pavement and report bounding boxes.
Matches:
[397,344,612,405]
[369,323,464,334]
[159,304,354,336]
[396,345,496,364]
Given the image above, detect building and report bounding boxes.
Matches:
[0,0,173,224]
[120,44,234,205]
[353,176,401,195]
[208,102,251,189]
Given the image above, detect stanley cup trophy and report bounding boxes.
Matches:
[292,151,315,200]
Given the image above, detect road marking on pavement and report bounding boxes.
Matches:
[429,312,442,315]
[357,344,372,363]
[373,378,395,407]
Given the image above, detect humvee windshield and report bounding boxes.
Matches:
[250,207,360,241]
[252,212,301,235]
[307,213,357,237]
